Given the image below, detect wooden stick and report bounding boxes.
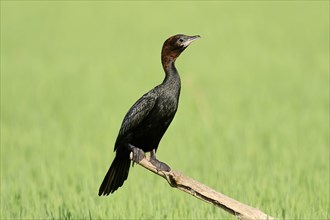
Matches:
[130,153,275,220]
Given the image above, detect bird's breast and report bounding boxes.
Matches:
[157,93,179,115]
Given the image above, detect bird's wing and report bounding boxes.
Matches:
[114,93,157,151]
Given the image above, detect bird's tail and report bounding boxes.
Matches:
[98,155,131,196]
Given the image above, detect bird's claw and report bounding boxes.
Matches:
[129,144,145,163]
[150,157,171,172]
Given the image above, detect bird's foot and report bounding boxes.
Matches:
[129,144,145,164]
[149,157,171,172]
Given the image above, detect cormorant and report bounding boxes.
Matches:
[98,34,200,196]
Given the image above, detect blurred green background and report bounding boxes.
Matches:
[1,1,329,219]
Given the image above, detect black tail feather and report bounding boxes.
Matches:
[98,156,131,196]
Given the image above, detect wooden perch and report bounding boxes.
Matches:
[130,153,274,220]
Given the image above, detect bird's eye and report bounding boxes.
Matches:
[178,38,184,43]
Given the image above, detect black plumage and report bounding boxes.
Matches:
[99,34,200,196]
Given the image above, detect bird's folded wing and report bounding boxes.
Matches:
[114,94,157,150]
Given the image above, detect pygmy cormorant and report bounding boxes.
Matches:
[99,34,200,196]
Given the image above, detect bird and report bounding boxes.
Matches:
[98,34,200,196]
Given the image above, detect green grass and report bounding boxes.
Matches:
[1,1,329,219]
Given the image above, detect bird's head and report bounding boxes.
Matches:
[161,34,200,70]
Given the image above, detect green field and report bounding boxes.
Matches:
[1,2,329,219]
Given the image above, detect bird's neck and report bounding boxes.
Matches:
[162,61,181,93]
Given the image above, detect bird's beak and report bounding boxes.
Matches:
[182,35,201,47]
